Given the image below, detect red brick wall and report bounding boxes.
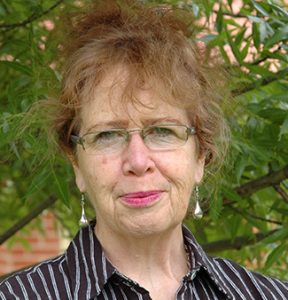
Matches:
[0,212,61,276]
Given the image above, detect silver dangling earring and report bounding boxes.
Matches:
[79,193,89,227]
[194,186,203,219]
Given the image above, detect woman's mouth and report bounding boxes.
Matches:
[121,191,163,208]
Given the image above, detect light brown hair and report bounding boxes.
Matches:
[52,0,230,168]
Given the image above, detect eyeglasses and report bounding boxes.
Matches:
[71,124,196,155]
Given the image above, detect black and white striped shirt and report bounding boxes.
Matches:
[0,220,287,299]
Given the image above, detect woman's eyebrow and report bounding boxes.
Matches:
[85,120,129,132]
[85,117,183,132]
[142,117,183,126]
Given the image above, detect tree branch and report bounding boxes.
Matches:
[227,204,282,225]
[212,10,247,19]
[0,196,57,245]
[0,0,11,14]
[231,68,288,96]
[0,0,63,31]
[220,165,288,225]
[222,165,288,204]
[202,229,278,253]
[249,45,283,66]
[235,165,288,197]
[273,184,288,204]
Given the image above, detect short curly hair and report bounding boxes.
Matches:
[52,0,229,168]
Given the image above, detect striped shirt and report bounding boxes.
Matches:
[0,220,287,299]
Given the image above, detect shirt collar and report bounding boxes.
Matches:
[66,221,233,299]
[66,220,116,299]
[182,224,233,299]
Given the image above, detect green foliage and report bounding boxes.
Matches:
[183,0,288,280]
[1,0,288,280]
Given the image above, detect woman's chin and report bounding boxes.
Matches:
[116,213,182,238]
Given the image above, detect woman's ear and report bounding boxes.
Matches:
[66,152,87,193]
[72,163,87,192]
[195,155,205,184]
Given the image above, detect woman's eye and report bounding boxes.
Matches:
[88,130,123,145]
[97,131,116,140]
[151,126,175,136]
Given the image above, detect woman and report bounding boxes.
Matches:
[0,1,287,299]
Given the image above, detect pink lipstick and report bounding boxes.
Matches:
[121,191,162,208]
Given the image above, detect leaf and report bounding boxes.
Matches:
[0,61,32,76]
[52,168,70,208]
[262,228,288,244]
[25,165,52,200]
[201,0,214,18]
[9,141,21,160]
[245,65,274,77]
[279,116,288,139]
[240,212,267,232]
[209,191,223,221]
[227,0,233,10]
[270,3,288,18]
[265,243,287,269]
[19,238,33,251]
[199,34,218,44]
[235,155,247,184]
[234,28,246,46]
[229,214,242,239]
[248,16,263,23]
[264,26,288,48]
[261,50,288,63]
[240,40,251,61]
[259,22,268,42]
[225,28,243,64]
[224,18,243,28]
[252,0,269,17]
[219,46,231,65]
[273,207,288,216]
[216,5,223,33]
[258,108,287,125]
[262,23,275,42]
[191,3,199,17]
[222,186,243,202]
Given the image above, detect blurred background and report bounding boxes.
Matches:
[0,0,287,281]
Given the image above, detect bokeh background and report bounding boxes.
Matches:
[0,0,288,280]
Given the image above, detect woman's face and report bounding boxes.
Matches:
[73,71,205,238]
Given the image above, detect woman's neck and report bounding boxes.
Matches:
[94,223,188,286]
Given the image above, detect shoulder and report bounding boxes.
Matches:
[0,254,71,300]
[182,225,288,298]
[210,256,288,299]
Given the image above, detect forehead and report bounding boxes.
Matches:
[79,68,190,132]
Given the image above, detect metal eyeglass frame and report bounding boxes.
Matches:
[70,124,196,152]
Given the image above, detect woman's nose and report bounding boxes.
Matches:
[122,133,156,176]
